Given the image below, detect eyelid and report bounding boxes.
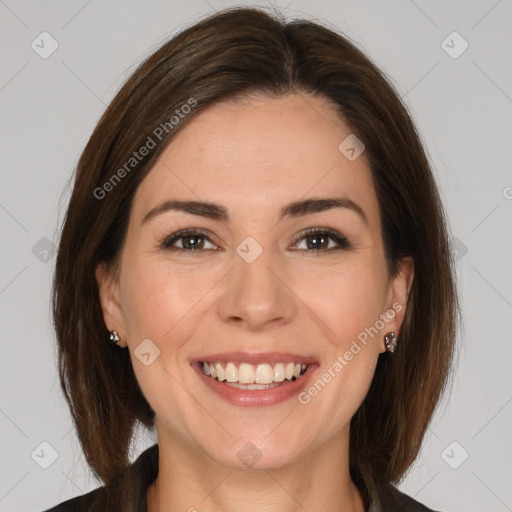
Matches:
[160,228,221,250]
[160,226,350,252]
[290,227,350,251]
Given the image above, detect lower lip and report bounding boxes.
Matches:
[192,362,317,407]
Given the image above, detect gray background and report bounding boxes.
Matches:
[0,0,511,510]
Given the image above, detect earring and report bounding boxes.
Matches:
[384,332,397,353]
[109,330,120,345]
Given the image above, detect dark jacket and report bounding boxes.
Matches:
[43,444,440,512]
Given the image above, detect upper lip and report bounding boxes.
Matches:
[192,352,318,365]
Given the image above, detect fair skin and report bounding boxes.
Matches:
[96,93,413,512]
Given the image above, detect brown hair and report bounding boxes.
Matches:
[52,6,458,509]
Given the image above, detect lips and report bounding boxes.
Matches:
[191,352,318,407]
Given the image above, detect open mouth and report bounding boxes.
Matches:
[200,361,308,390]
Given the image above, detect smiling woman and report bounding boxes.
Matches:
[47,6,458,512]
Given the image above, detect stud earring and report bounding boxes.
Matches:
[384,332,397,353]
[109,330,120,345]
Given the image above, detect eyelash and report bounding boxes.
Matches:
[160,227,350,254]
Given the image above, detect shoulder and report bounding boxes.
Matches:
[395,489,440,511]
[377,486,442,512]
[41,443,158,512]
[41,486,105,512]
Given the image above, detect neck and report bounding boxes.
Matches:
[147,423,365,512]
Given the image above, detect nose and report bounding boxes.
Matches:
[216,245,298,331]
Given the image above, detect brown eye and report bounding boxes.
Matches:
[304,233,330,250]
[292,228,349,252]
[179,235,205,250]
[162,229,217,251]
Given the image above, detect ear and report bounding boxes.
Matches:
[95,262,128,348]
[379,256,414,353]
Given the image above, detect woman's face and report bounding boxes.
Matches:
[97,93,413,470]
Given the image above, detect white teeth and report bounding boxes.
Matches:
[255,363,274,384]
[201,360,308,386]
[224,382,281,390]
[215,362,225,382]
[273,362,285,382]
[238,363,255,384]
[225,362,237,383]
[285,362,294,380]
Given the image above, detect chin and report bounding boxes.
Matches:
[198,430,309,472]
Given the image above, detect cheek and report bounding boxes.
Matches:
[295,258,388,346]
[290,259,386,416]
[294,267,384,439]
[118,259,225,440]
[120,257,221,344]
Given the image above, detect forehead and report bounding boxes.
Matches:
[132,93,378,227]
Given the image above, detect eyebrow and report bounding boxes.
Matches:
[141,197,368,226]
